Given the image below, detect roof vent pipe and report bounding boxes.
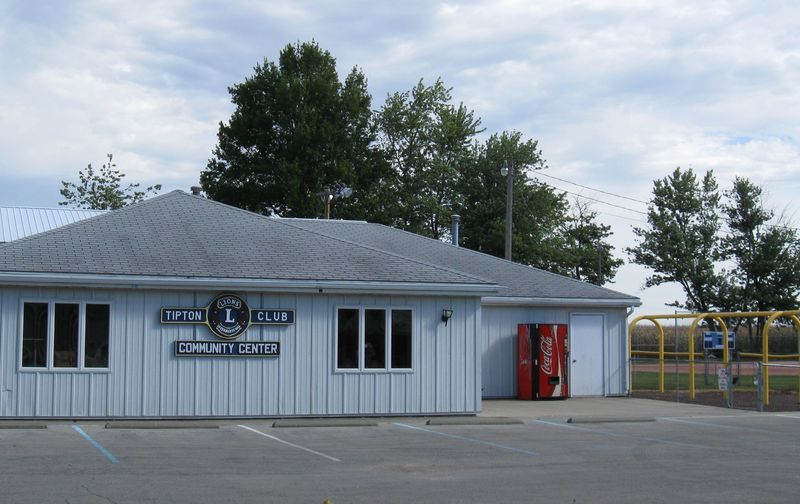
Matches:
[190,186,202,196]
[451,214,460,247]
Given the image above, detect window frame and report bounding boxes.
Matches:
[389,308,413,371]
[335,306,361,371]
[18,299,112,373]
[334,305,414,373]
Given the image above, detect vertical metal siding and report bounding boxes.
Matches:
[481,305,629,398]
[604,310,628,396]
[0,207,106,243]
[0,286,481,418]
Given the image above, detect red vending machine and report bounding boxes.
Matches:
[518,323,569,399]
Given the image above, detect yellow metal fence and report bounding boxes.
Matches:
[628,310,800,406]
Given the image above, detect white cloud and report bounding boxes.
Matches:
[1,0,799,311]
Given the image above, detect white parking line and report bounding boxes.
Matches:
[662,413,800,422]
[532,419,710,449]
[661,417,779,434]
[659,413,763,420]
[237,425,340,462]
[392,422,539,456]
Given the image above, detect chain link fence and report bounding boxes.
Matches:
[630,356,800,411]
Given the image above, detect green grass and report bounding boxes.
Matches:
[631,370,800,392]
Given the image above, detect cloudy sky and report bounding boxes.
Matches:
[1,0,799,313]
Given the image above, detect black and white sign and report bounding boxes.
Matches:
[251,309,294,324]
[159,293,294,340]
[161,308,206,323]
[207,293,251,339]
[175,340,280,357]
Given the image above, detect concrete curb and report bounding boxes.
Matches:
[0,421,48,429]
[427,417,523,426]
[272,418,379,428]
[105,421,220,429]
[567,416,655,424]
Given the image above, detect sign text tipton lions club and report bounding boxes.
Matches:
[160,293,295,340]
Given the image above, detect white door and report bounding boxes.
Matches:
[570,314,605,396]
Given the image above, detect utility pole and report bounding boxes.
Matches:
[500,160,513,261]
[596,242,603,285]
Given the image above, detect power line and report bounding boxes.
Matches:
[533,171,800,233]
[593,211,648,225]
[543,184,649,215]
[535,171,649,205]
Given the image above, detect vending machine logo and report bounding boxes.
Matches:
[207,293,251,340]
[540,333,553,375]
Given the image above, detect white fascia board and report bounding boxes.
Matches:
[0,272,500,297]
[481,296,642,308]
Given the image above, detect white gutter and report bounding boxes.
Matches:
[481,296,642,308]
[0,272,500,297]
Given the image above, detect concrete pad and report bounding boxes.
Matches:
[426,416,523,426]
[0,421,47,429]
[480,397,751,421]
[567,415,655,424]
[272,418,378,428]
[105,420,219,429]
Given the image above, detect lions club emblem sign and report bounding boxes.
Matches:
[160,293,295,344]
[207,294,251,340]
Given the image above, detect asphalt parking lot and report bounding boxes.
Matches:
[1,398,799,503]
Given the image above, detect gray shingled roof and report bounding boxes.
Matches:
[282,218,639,303]
[0,191,492,287]
[0,191,639,303]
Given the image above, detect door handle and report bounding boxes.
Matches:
[572,359,576,363]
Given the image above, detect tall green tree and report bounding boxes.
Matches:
[198,42,625,283]
[375,79,482,238]
[60,154,161,210]
[455,132,564,269]
[627,167,722,311]
[721,178,800,315]
[454,132,622,282]
[200,41,379,218]
[563,200,624,284]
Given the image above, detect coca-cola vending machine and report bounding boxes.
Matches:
[518,323,569,400]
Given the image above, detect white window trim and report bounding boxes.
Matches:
[334,305,414,374]
[388,307,414,372]
[18,299,112,373]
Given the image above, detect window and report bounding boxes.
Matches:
[364,309,386,368]
[21,301,110,370]
[85,304,110,368]
[22,303,48,367]
[337,309,359,369]
[391,309,412,369]
[54,304,79,367]
[336,307,413,371]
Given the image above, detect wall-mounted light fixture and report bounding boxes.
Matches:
[441,309,453,325]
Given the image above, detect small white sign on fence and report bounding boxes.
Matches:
[717,368,728,390]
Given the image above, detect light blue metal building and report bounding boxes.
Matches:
[0,192,638,418]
